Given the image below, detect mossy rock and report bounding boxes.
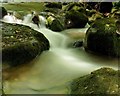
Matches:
[0,7,7,19]
[88,12,103,24]
[114,1,120,9]
[84,18,120,57]
[86,2,98,10]
[70,67,120,95]
[44,8,61,14]
[47,16,65,32]
[111,9,120,19]
[65,10,88,29]
[64,2,85,13]
[45,2,62,9]
[1,21,50,67]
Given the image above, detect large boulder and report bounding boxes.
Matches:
[65,10,88,29]
[84,18,120,57]
[1,21,50,67]
[70,67,120,95]
[0,7,7,19]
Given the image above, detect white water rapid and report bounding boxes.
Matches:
[2,14,118,94]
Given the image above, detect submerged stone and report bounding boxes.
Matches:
[84,18,120,57]
[1,21,50,67]
[73,40,83,48]
[70,67,120,95]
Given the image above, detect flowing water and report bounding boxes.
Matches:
[2,14,118,94]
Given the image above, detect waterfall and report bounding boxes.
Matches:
[3,12,22,23]
[22,13,70,48]
[3,13,118,94]
[38,15,46,28]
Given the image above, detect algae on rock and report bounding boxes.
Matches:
[70,67,120,95]
[1,21,50,67]
[84,18,120,57]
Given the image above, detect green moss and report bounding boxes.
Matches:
[2,2,45,18]
[70,67,119,95]
[2,21,50,66]
[47,16,65,32]
[45,2,62,9]
[84,18,120,57]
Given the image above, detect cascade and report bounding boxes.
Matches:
[2,14,118,94]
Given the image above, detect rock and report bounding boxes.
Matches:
[114,1,120,9]
[45,2,62,9]
[73,40,83,48]
[86,9,97,17]
[111,9,120,19]
[0,7,7,19]
[70,67,120,95]
[47,16,65,32]
[64,2,85,12]
[32,15,40,27]
[65,10,88,29]
[116,20,120,32]
[44,8,61,14]
[99,2,113,14]
[86,2,98,10]
[88,12,103,24]
[1,21,50,67]
[84,18,120,57]
[62,2,69,5]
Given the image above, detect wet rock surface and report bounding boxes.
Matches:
[70,67,120,95]
[0,7,7,19]
[47,15,65,32]
[73,40,83,48]
[1,21,50,67]
[84,18,120,57]
[65,10,88,29]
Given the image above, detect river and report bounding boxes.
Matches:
[2,14,118,94]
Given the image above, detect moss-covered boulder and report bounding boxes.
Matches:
[1,21,50,67]
[0,7,7,19]
[65,10,88,29]
[45,2,62,9]
[70,67,120,95]
[47,16,65,32]
[84,18,120,57]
